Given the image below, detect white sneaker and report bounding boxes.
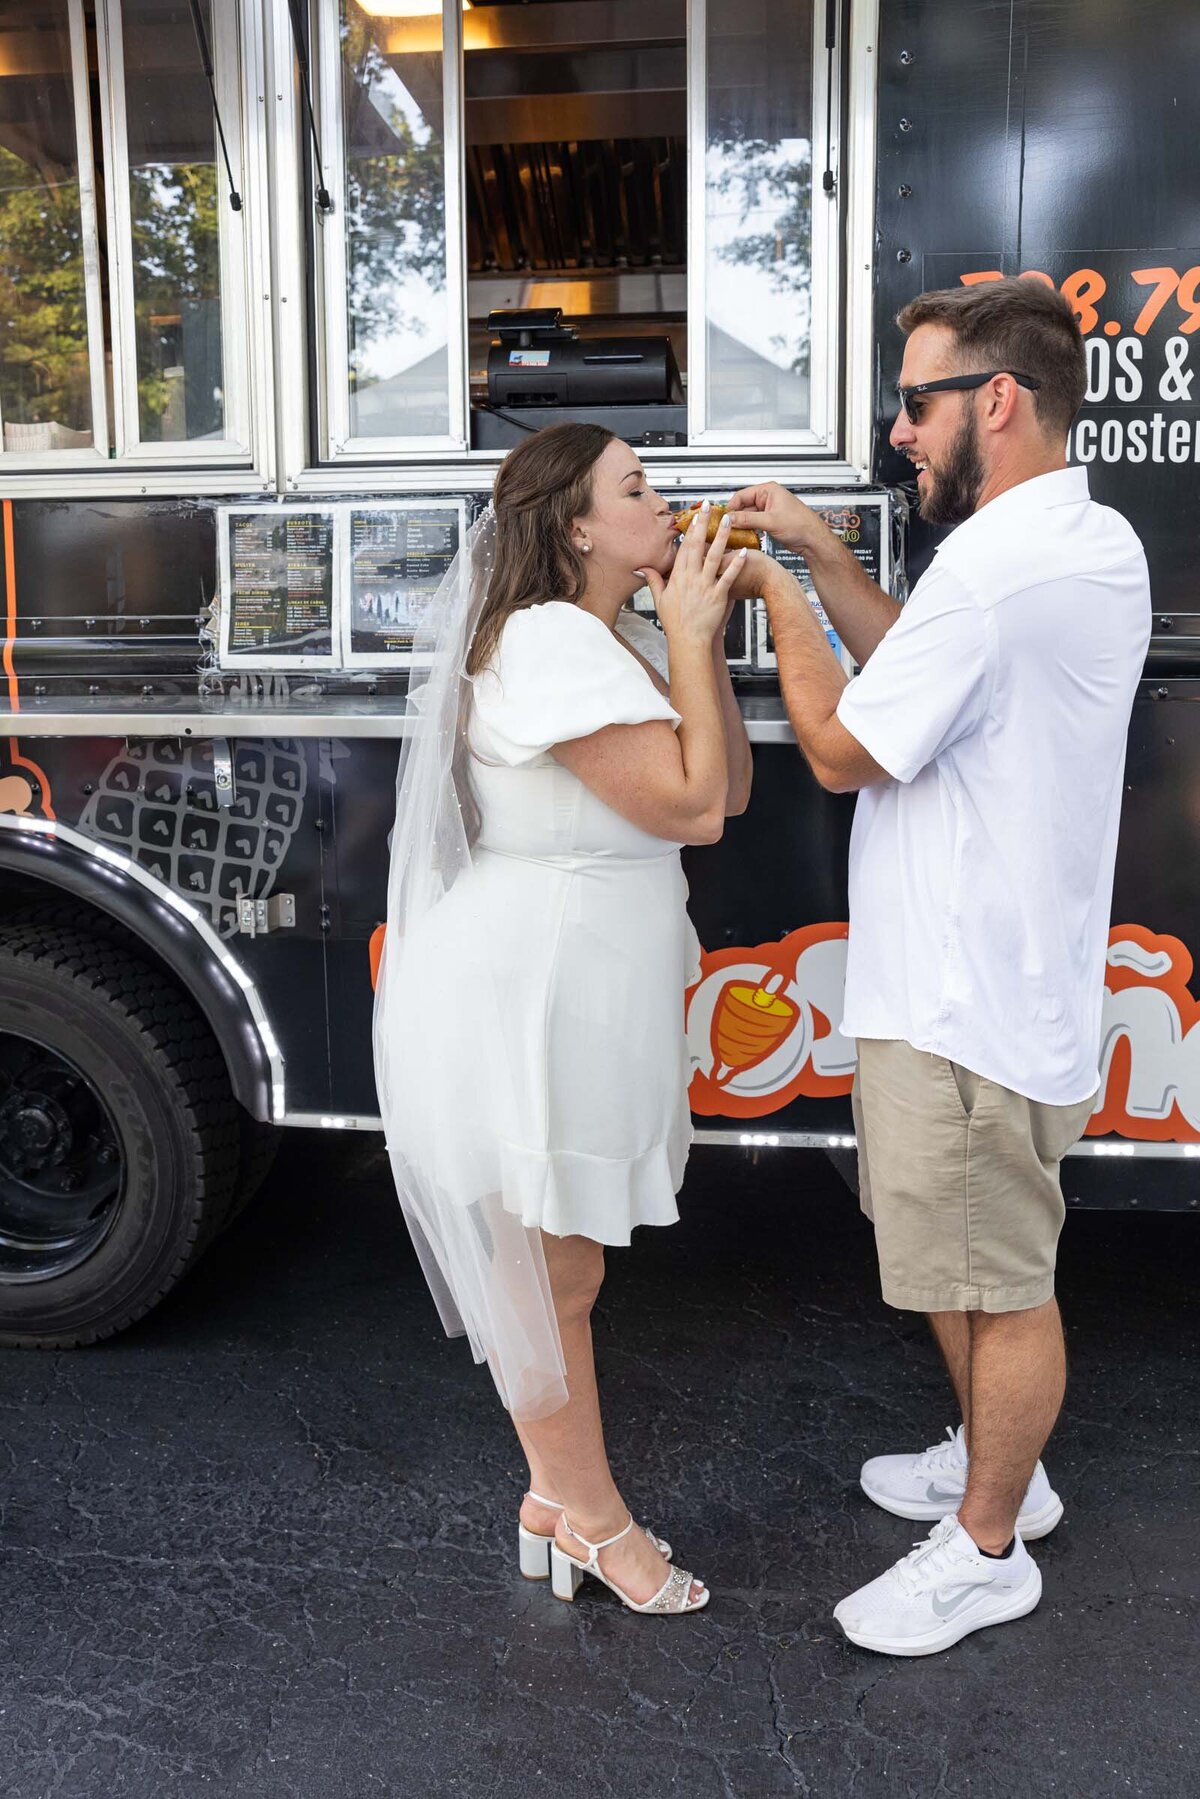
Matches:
[833,1514,1042,1656]
[860,1425,1064,1539]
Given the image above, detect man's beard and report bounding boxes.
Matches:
[918,403,985,526]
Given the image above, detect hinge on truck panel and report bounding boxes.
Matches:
[211,739,234,809]
[236,893,297,938]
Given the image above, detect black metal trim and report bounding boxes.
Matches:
[822,0,838,194]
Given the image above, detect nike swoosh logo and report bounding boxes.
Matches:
[930,1584,985,1620]
[925,1483,964,1504]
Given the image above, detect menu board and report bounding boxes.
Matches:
[723,597,752,667]
[212,492,889,677]
[628,587,752,670]
[344,500,465,666]
[754,496,889,674]
[217,506,337,668]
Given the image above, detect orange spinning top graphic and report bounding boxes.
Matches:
[713,976,798,1081]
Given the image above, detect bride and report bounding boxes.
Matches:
[374,423,752,1615]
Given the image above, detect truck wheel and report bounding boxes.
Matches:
[0,927,240,1347]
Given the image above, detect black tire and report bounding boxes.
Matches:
[0,898,279,1241]
[0,926,240,1347]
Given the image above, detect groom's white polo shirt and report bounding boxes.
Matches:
[835,466,1151,1107]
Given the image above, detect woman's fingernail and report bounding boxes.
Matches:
[633,570,646,578]
[700,499,711,512]
[738,547,748,558]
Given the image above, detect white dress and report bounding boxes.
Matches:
[387,600,700,1250]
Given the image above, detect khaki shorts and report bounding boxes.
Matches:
[851,1038,1097,1315]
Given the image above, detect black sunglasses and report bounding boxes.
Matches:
[896,370,1042,424]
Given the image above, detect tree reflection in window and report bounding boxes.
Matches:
[123,0,225,443]
[704,6,815,433]
[713,140,813,376]
[0,4,94,450]
[340,5,449,439]
[129,161,222,440]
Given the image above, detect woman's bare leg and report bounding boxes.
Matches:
[513,1231,703,1605]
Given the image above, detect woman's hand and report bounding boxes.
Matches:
[637,505,746,648]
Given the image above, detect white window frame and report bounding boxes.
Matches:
[843,0,879,479]
[289,0,877,490]
[686,0,841,451]
[314,0,469,460]
[101,0,253,460]
[0,0,111,471]
[0,0,275,495]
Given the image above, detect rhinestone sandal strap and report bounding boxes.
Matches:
[643,1564,699,1613]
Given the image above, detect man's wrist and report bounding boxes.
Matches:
[760,564,808,611]
[797,526,858,581]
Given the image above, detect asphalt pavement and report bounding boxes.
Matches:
[1,1136,1196,1798]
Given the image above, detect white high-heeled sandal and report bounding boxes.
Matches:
[518,1490,673,1581]
[549,1512,709,1614]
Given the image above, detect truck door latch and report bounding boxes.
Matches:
[211,739,235,809]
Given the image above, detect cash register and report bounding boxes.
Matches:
[473,310,687,450]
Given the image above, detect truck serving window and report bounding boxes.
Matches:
[691,0,836,447]
[0,3,108,467]
[0,0,263,480]
[312,0,838,461]
[317,0,465,452]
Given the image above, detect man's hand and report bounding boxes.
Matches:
[716,547,779,603]
[725,482,835,556]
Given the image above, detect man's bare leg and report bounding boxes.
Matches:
[956,1297,1066,1553]
[927,1310,972,1436]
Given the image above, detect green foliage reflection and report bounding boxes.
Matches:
[0,147,92,434]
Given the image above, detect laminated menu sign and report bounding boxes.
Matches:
[755,497,888,674]
[218,506,336,668]
[345,501,466,665]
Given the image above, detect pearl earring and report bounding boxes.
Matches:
[580,542,591,554]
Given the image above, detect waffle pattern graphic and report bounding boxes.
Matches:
[78,739,307,937]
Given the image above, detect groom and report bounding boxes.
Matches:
[726,277,1150,1655]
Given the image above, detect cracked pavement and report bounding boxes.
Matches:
[0,1138,1195,1798]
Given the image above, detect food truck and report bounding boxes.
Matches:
[0,0,1196,1345]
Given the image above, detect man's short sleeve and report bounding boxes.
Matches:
[836,563,993,784]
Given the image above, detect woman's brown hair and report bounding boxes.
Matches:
[466,421,615,678]
[454,422,615,845]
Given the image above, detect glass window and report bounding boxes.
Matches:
[462,0,687,451]
[118,0,231,444]
[0,2,105,455]
[701,0,817,435]
[315,0,840,461]
[0,0,257,473]
[337,1,452,440]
